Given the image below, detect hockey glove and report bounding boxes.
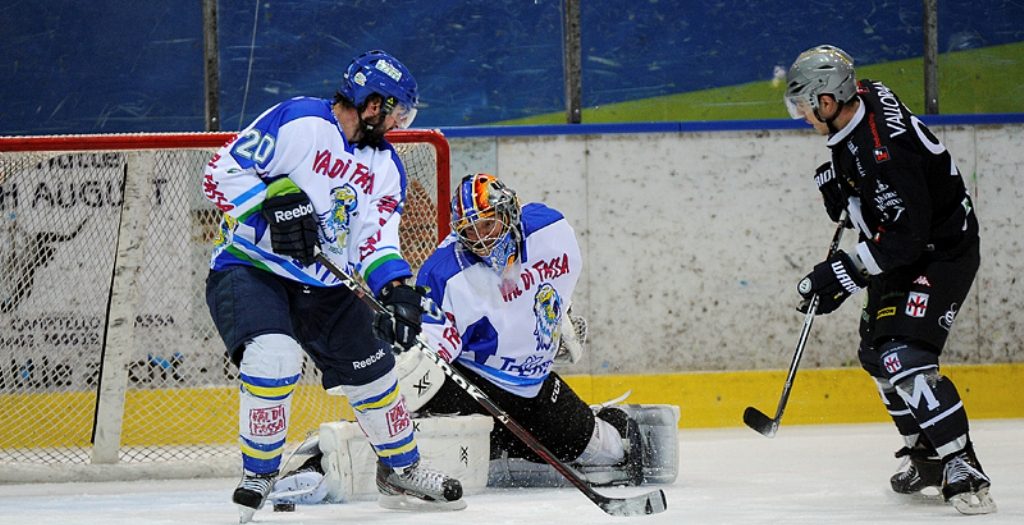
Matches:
[814,161,847,224]
[374,283,426,352]
[261,178,319,266]
[797,250,868,315]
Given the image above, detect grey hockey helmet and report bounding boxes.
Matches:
[784,45,857,119]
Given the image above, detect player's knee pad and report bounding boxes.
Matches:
[875,339,939,385]
[240,333,305,382]
[238,334,304,473]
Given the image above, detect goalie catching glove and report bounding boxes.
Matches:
[797,250,868,315]
[374,282,428,352]
[261,178,319,266]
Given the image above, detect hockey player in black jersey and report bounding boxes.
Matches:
[783,45,995,515]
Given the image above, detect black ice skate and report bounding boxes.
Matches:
[890,440,942,495]
[942,443,996,515]
[376,459,466,511]
[233,470,277,523]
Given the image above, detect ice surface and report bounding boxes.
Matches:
[1,419,1020,525]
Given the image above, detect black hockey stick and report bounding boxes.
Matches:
[314,252,666,517]
[743,211,849,438]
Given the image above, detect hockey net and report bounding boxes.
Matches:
[0,130,450,481]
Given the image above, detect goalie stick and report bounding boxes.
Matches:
[314,252,667,517]
[743,211,849,438]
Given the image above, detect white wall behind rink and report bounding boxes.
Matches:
[446,124,1024,375]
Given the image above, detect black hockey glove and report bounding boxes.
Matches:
[797,250,868,315]
[814,161,847,224]
[261,179,319,266]
[374,282,426,352]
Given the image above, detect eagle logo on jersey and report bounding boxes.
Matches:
[211,214,237,257]
[321,184,359,247]
[532,283,563,352]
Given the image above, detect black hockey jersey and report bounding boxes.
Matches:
[827,79,978,275]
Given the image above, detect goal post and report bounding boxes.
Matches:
[0,130,450,481]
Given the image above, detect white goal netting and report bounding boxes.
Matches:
[0,131,450,481]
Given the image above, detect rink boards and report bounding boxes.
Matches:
[2,362,1021,448]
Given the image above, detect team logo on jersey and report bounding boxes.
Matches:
[883,353,903,374]
[211,214,237,258]
[905,291,929,318]
[532,283,563,352]
[939,303,959,331]
[873,147,890,163]
[321,184,359,247]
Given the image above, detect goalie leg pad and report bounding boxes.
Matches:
[488,404,680,488]
[238,334,304,474]
[318,415,493,502]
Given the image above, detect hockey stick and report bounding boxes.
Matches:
[314,252,667,517]
[743,211,849,438]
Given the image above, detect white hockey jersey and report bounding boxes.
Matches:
[203,97,412,295]
[416,203,582,398]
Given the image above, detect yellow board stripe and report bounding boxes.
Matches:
[1,364,1020,449]
[562,362,1024,428]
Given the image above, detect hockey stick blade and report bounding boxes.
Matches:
[596,488,667,517]
[742,406,778,438]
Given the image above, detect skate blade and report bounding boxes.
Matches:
[950,487,997,515]
[237,505,258,524]
[377,493,467,512]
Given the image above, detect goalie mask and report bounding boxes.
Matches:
[450,173,522,275]
[784,45,856,122]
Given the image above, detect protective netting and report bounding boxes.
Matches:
[0,132,446,473]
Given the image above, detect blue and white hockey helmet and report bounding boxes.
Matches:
[450,173,522,271]
[340,50,419,129]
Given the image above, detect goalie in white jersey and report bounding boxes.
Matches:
[203,50,464,522]
[414,173,658,486]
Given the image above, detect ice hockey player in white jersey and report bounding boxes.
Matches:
[203,50,463,522]
[414,173,676,488]
[269,174,678,505]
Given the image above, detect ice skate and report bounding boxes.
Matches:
[233,470,277,523]
[269,453,328,510]
[376,459,466,511]
[890,441,942,495]
[942,444,996,515]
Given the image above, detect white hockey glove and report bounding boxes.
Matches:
[554,306,588,364]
